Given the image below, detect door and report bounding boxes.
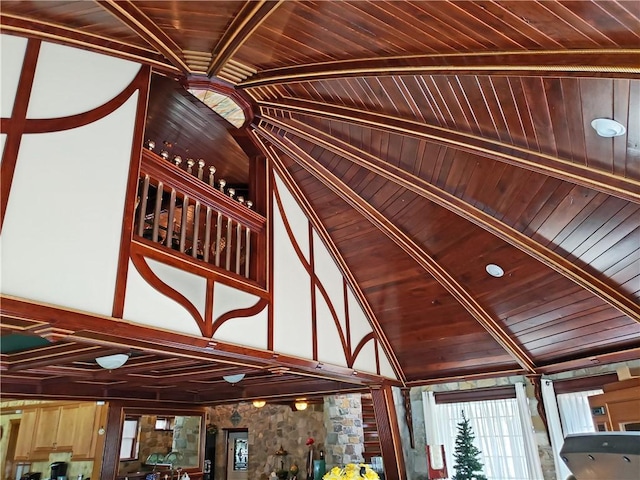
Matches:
[226,430,248,480]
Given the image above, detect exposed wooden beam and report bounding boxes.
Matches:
[256,98,640,203]
[240,50,640,87]
[258,114,640,323]
[208,0,283,77]
[0,13,181,75]
[254,126,537,373]
[97,0,190,74]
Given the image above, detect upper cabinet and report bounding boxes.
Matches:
[13,402,105,461]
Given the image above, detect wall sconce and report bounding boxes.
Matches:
[95,353,130,370]
[294,400,308,411]
[252,400,266,408]
[222,373,245,385]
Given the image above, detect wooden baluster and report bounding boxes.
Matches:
[152,181,163,242]
[197,159,205,181]
[137,175,150,236]
[244,228,251,279]
[225,217,232,271]
[165,189,176,249]
[203,207,212,263]
[180,195,189,253]
[208,166,216,187]
[192,201,201,258]
[215,212,222,267]
[235,223,242,274]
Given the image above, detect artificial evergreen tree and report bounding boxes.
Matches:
[452,410,487,480]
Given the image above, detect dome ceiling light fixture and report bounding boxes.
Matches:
[95,353,130,370]
[591,118,626,137]
[252,400,266,408]
[485,264,504,278]
[294,399,308,411]
[222,373,245,384]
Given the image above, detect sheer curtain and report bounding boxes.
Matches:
[541,379,603,480]
[428,386,540,480]
[557,389,603,434]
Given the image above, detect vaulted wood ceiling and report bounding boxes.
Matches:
[1,1,638,404]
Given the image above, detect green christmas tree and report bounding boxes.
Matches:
[452,410,487,480]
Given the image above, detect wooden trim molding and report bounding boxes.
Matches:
[370,385,406,480]
[552,373,618,394]
[434,385,516,404]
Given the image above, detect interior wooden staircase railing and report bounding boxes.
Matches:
[361,393,382,463]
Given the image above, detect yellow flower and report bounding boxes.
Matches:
[322,464,380,480]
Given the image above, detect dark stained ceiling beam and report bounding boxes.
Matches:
[240,50,640,87]
[97,0,190,74]
[258,114,640,324]
[208,0,283,77]
[0,13,181,75]
[255,98,640,203]
[5,343,108,371]
[254,125,537,374]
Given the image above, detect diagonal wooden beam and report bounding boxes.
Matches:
[254,125,537,373]
[240,49,640,87]
[259,114,640,323]
[97,0,190,74]
[207,0,283,77]
[256,98,640,203]
[251,132,406,384]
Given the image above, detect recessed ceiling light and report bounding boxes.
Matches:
[486,264,504,278]
[591,118,626,137]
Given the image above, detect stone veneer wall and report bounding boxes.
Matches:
[400,360,640,480]
[207,402,326,480]
[323,393,365,469]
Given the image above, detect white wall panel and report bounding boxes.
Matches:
[347,288,373,356]
[378,349,398,379]
[214,308,268,350]
[313,230,346,333]
[28,42,140,119]
[147,258,206,319]
[273,188,312,359]
[0,95,137,314]
[123,260,202,336]
[274,174,309,262]
[212,282,262,319]
[352,339,377,375]
[0,134,6,163]
[0,34,27,118]
[316,286,348,367]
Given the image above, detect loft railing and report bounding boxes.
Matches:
[134,149,266,285]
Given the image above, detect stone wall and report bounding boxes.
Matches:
[207,402,326,480]
[323,393,365,469]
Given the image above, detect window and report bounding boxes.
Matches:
[155,417,174,431]
[120,417,140,460]
[435,399,532,480]
[556,389,603,435]
[424,385,542,480]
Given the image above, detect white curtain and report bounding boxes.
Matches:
[557,389,603,434]
[430,394,536,480]
[541,379,603,480]
[541,379,570,480]
[422,391,445,469]
[515,382,544,479]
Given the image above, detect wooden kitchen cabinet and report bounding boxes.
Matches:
[14,409,39,460]
[15,402,104,460]
[69,402,100,459]
[32,404,62,452]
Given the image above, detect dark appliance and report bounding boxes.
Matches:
[20,474,41,480]
[50,462,68,480]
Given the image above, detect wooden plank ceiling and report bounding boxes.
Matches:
[1,1,638,403]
